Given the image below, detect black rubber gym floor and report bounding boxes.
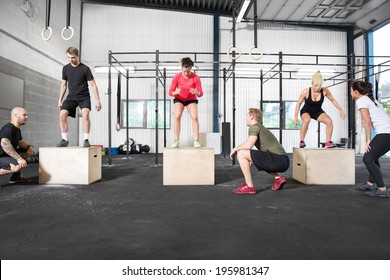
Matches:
[1,153,389,260]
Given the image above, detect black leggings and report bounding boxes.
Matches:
[362,133,390,187]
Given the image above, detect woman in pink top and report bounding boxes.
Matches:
[169,57,203,148]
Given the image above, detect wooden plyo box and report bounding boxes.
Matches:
[39,147,102,185]
[163,147,215,185]
[292,148,355,185]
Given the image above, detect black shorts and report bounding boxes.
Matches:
[61,95,91,118]
[300,108,325,120]
[250,150,290,173]
[173,99,198,106]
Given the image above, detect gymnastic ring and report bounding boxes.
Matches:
[249,46,263,61]
[115,123,122,131]
[227,45,242,60]
[61,26,74,40]
[41,27,52,41]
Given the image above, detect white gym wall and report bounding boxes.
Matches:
[82,3,349,153]
[0,0,82,148]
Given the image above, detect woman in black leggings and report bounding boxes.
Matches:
[351,80,390,198]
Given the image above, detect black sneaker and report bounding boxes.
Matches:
[365,188,390,198]
[9,177,33,184]
[355,182,377,191]
[57,139,69,147]
[299,141,306,148]
[83,139,91,148]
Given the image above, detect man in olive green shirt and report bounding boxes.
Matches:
[230,108,290,195]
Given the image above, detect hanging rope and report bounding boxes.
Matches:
[41,0,52,41]
[61,0,74,40]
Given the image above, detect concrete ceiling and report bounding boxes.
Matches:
[84,0,390,32]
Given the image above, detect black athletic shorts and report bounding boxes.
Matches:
[250,150,290,173]
[61,95,91,118]
[300,108,325,120]
[173,99,198,106]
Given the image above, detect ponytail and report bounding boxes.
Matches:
[352,80,377,106]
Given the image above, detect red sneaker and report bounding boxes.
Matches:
[324,141,336,148]
[272,176,286,191]
[233,183,256,195]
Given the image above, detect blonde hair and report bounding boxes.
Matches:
[248,108,263,122]
[312,71,323,86]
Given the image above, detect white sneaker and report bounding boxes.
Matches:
[194,140,201,148]
[171,141,179,148]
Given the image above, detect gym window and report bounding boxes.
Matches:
[262,101,280,128]
[261,101,302,129]
[121,99,171,129]
[284,101,303,129]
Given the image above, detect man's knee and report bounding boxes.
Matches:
[81,109,90,119]
[236,149,250,160]
[59,110,68,120]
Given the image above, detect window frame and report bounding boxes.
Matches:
[121,99,171,129]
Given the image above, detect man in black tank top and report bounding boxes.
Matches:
[294,72,346,148]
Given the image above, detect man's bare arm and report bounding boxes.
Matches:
[1,138,22,160]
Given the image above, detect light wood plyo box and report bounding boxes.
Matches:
[39,147,102,185]
[163,147,215,185]
[292,147,355,185]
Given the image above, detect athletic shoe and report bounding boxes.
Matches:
[324,141,336,148]
[233,183,256,195]
[365,188,389,198]
[272,176,286,191]
[83,139,91,148]
[171,141,180,148]
[57,139,69,147]
[194,140,201,148]
[9,177,32,184]
[355,182,377,192]
[299,141,306,148]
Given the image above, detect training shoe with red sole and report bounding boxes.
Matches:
[324,141,336,148]
[272,176,286,191]
[233,183,256,195]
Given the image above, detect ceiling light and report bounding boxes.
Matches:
[236,0,251,23]
[296,68,336,77]
[234,67,271,76]
[94,66,136,74]
[158,65,198,73]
